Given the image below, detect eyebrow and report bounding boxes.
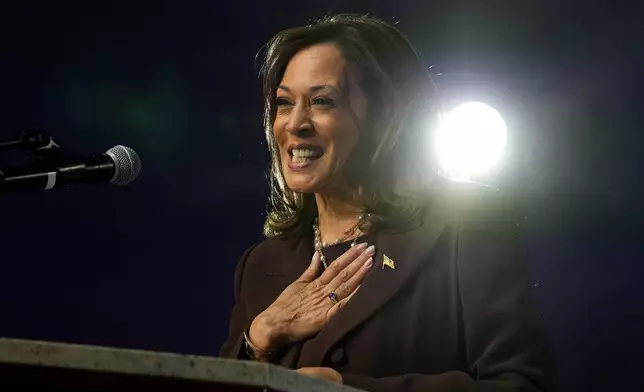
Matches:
[277,84,340,94]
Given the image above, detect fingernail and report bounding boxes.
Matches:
[364,257,373,268]
[364,245,376,255]
[354,242,368,251]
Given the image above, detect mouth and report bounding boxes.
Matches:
[287,143,324,169]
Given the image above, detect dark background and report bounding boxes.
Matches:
[1,1,642,391]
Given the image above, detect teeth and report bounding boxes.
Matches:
[292,155,309,163]
[292,148,320,158]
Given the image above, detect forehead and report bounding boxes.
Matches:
[280,43,349,87]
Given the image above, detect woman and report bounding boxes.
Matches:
[220,14,553,392]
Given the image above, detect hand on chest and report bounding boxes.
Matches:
[242,216,452,367]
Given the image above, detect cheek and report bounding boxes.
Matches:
[272,120,287,146]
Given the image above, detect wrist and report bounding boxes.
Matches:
[249,312,285,352]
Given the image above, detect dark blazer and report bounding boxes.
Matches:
[220,183,553,392]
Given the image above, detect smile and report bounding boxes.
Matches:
[287,145,324,170]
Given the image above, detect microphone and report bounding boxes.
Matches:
[0,145,141,193]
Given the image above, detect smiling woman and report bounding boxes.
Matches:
[260,14,440,240]
[219,14,553,392]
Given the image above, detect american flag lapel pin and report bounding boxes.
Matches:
[382,254,395,270]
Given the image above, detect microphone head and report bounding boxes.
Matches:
[105,145,141,186]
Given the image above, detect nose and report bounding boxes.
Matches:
[284,103,313,136]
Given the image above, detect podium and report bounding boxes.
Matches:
[0,338,363,391]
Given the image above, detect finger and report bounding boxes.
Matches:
[331,256,373,300]
[295,367,315,375]
[295,367,324,381]
[318,242,369,284]
[327,285,362,319]
[298,251,322,282]
[327,245,375,291]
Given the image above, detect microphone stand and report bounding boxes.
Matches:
[0,130,55,151]
[0,130,68,192]
[0,130,65,163]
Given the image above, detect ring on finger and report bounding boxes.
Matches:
[328,291,339,304]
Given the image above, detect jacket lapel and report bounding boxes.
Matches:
[260,235,315,368]
[297,204,451,367]
[263,234,314,278]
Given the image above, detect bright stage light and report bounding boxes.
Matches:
[434,101,507,180]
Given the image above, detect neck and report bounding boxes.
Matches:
[314,192,363,244]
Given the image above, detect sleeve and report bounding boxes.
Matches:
[219,244,257,358]
[342,189,554,392]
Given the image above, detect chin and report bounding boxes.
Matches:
[284,175,320,194]
[282,168,329,194]
[280,155,330,194]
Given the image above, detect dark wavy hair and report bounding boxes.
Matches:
[260,14,441,238]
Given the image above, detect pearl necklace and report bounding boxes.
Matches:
[312,212,370,269]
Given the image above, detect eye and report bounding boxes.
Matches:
[276,96,292,106]
[312,96,336,107]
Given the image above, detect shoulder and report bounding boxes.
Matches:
[435,181,523,269]
[429,179,516,229]
[402,180,518,248]
[245,236,296,258]
[238,235,302,273]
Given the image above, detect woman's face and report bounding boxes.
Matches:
[273,43,367,194]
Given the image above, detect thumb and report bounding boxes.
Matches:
[298,251,322,282]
